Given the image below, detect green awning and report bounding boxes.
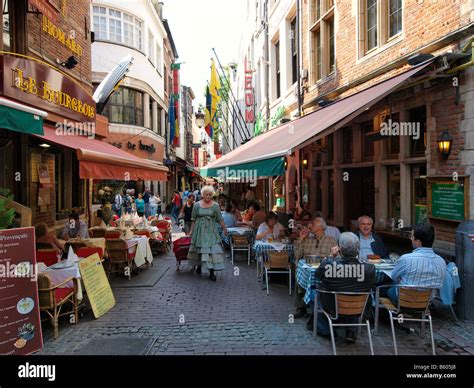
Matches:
[201,156,284,178]
[0,105,44,135]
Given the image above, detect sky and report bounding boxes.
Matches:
[162,0,246,107]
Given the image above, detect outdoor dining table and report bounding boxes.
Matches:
[295,259,396,305]
[39,260,84,301]
[60,237,106,252]
[222,226,256,246]
[125,236,153,267]
[253,240,294,280]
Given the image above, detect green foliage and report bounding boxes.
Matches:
[0,188,16,230]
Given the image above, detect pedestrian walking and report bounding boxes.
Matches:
[172,190,182,221]
[187,186,228,281]
[179,193,195,233]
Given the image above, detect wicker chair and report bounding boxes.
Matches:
[230,235,251,265]
[38,273,78,340]
[374,285,436,355]
[105,230,122,240]
[105,239,137,280]
[153,221,172,251]
[76,246,104,260]
[90,228,106,238]
[264,251,292,295]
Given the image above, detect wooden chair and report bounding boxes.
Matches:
[230,235,251,265]
[105,230,122,240]
[63,241,87,255]
[105,239,137,281]
[153,221,172,251]
[264,251,292,296]
[314,289,374,355]
[36,250,59,267]
[38,273,78,340]
[374,285,435,355]
[76,246,104,260]
[90,228,106,238]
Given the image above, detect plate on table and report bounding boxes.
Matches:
[50,261,75,270]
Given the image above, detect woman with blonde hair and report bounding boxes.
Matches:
[187,185,228,281]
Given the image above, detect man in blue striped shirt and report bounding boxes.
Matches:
[388,223,446,303]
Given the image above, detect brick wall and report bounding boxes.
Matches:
[27,0,92,94]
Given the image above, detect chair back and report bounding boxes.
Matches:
[36,250,58,267]
[155,220,171,230]
[106,239,130,264]
[37,273,54,308]
[64,242,87,254]
[336,293,370,316]
[268,251,289,268]
[36,242,54,250]
[399,287,433,311]
[231,235,248,246]
[134,230,151,238]
[76,246,104,259]
[105,230,122,240]
[90,228,106,238]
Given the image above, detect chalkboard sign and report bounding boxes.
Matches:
[430,182,465,222]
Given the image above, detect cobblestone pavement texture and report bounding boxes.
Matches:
[37,224,474,356]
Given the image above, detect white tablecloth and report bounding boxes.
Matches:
[127,236,153,267]
[227,226,252,235]
[40,262,83,300]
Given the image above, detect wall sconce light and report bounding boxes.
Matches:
[57,56,78,69]
[284,158,288,170]
[437,130,453,160]
[302,155,309,169]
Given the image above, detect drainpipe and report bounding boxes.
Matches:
[264,0,270,132]
[296,0,302,117]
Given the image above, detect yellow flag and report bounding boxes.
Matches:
[209,60,221,130]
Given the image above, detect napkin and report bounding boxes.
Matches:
[66,246,77,265]
[124,228,134,240]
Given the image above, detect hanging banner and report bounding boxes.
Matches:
[0,227,43,355]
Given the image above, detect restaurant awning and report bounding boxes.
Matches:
[202,156,285,178]
[35,126,168,181]
[201,60,434,177]
[0,98,47,135]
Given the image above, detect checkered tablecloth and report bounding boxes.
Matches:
[296,260,320,304]
[253,241,294,262]
[220,226,256,246]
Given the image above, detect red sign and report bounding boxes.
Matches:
[28,0,59,22]
[244,57,255,123]
[193,148,199,167]
[0,227,43,355]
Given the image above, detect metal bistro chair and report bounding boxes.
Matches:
[230,235,251,265]
[264,251,292,296]
[374,285,436,355]
[314,289,374,355]
[38,273,79,340]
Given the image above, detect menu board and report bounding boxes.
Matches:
[0,227,43,355]
[78,253,115,319]
[430,182,465,222]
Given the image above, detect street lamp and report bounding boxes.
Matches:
[195,110,205,129]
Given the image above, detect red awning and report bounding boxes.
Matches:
[36,126,168,181]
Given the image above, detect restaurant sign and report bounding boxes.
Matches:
[0,227,43,355]
[0,55,95,123]
[244,56,255,123]
[429,181,466,222]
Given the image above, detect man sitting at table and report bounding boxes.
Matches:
[61,212,89,241]
[256,212,285,242]
[293,216,338,319]
[387,223,446,304]
[356,215,389,261]
[313,232,376,343]
[222,204,237,227]
[314,211,341,241]
[250,202,266,229]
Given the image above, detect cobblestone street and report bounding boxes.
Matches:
[37,230,474,356]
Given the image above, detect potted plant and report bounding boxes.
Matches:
[0,188,16,230]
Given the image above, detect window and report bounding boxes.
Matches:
[2,0,11,51]
[387,165,400,219]
[290,17,298,85]
[309,0,335,82]
[275,40,281,99]
[92,6,143,51]
[342,127,353,163]
[359,0,403,56]
[382,112,400,157]
[3,0,26,53]
[412,164,428,223]
[156,43,162,73]
[55,151,84,217]
[326,134,334,165]
[148,30,155,65]
[361,121,374,160]
[103,87,144,126]
[158,106,163,136]
[409,106,426,156]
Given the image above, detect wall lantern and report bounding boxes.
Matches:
[195,110,205,129]
[437,130,453,160]
[302,155,309,169]
[284,158,288,170]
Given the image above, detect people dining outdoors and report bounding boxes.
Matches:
[387,223,446,304]
[179,194,195,233]
[356,215,389,261]
[35,223,64,252]
[293,216,338,319]
[230,200,242,222]
[222,204,237,227]
[313,232,376,343]
[313,211,341,241]
[135,193,145,217]
[61,212,89,241]
[250,202,266,229]
[187,185,228,282]
[256,212,285,242]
